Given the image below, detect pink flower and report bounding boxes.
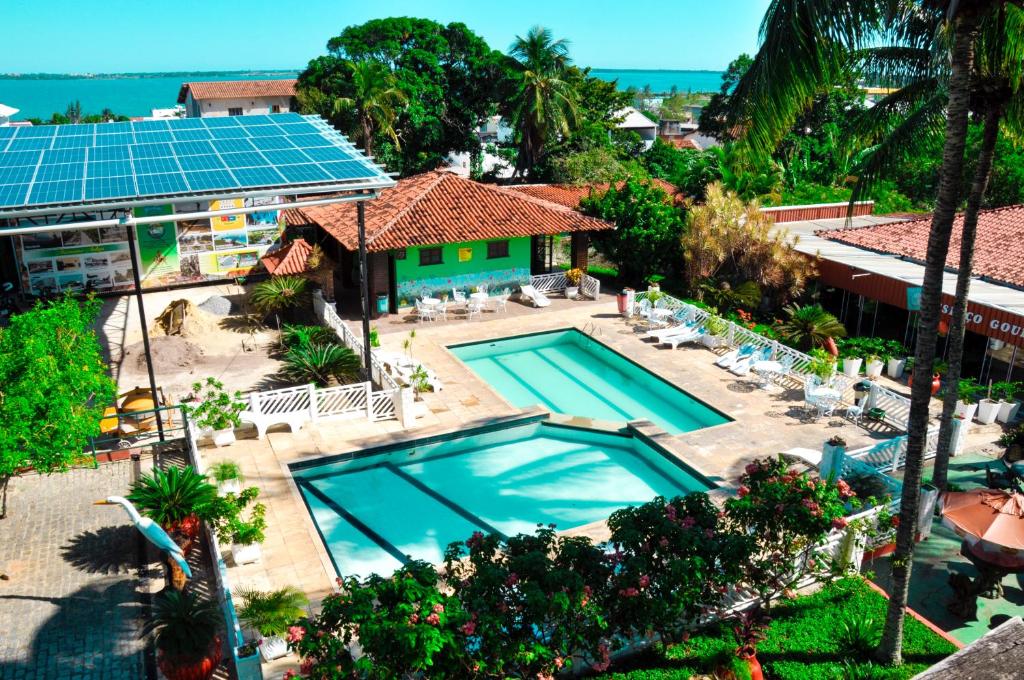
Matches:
[466,531,485,549]
[461,620,477,635]
[299,659,314,675]
[836,479,854,499]
[665,503,677,521]
[638,575,650,589]
[592,643,611,672]
[745,462,761,476]
[286,626,305,643]
[737,485,750,498]
[283,671,296,680]
[659,537,669,548]
[704,528,715,539]
[681,516,696,529]
[426,613,440,625]
[505,572,519,586]
[619,587,639,598]
[554,656,564,669]
[432,603,445,614]
[409,613,419,624]
[832,516,848,530]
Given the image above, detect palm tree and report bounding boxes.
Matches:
[728,0,994,665]
[777,304,847,350]
[507,26,579,176]
[335,60,407,157]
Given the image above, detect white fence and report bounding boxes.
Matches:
[313,291,403,392]
[846,425,940,474]
[529,271,602,299]
[241,380,397,437]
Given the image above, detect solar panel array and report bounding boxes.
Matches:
[0,113,392,212]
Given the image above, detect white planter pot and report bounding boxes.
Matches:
[259,634,289,662]
[842,358,863,378]
[865,360,884,379]
[977,399,1001,425]
[232,542,262,565]
[997,400,1021,423]
[954,402,977,423]
[702,334,726,349]
[648,284,660,293]
[565,286,579,299]
[886,358,905,379]
[212,428,236,447]
[217,478,242,496]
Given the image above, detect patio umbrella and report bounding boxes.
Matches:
[941,489,1024,569]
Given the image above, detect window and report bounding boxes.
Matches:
[272,105,281,113]
[419,247,443,266]
[228,107,243,116]
[487,240,510,259]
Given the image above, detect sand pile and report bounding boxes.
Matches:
[124,335,204,373]
[152,299,221,339]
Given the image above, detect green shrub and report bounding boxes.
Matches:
[281,323,337,348]
[281,342,361,387]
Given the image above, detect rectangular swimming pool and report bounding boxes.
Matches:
[449,329,730,434]
[292,418,713,578]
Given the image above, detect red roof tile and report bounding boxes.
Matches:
[820,204,1024,289]
[177,79,297,103]
[284,171,612,252]
[508,179,681,210]
[260,238,313,275]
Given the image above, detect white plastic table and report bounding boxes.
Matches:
[811,387,842,401]
[469,292,488,302]
[752,360,783,389]
[421,297,441,307]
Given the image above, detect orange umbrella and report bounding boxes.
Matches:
[941,489,1024,568]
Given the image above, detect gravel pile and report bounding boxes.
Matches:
[198,295,233,316]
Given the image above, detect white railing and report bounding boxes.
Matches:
[313,291,401,391]
[370,389,399,421]
[317,382,370,418]
[845,425,940,474]
[863,382,912,431]
[529,272,602,300]
[241,380,397,436]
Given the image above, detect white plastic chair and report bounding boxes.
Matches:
[803,375,823,415]
[466,299,483,321]
[452,289,467,305]
[436,301,448,322]
[845,403,864,424]
[416,300,436,323]
[490,290,509,313]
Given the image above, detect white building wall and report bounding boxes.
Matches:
[185,94,293,118]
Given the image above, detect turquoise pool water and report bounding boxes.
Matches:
[292,419,712,578]
[449,329,730,435]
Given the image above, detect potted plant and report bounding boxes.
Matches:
[184,377,247,447]
[732,609,766,680]
[646,274,664,293]
[977,381,1002,425]
[208,460,243,496]
[702,314,729,348]
[563,267,582,299]
[840,343,863,378]
[809,347,837,383]
[142,590,222,680]
[999,424,1024,461]
[127,466,218,551]
[882,340,908,379]
[218,488,267,565]
[236,586,309,662]
[234,639,262,679]
[864,353,884,379]
[994,380,1022,423]
[953,378,982,422]
[409,365,432,401]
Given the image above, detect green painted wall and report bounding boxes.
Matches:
[394,237,532,307]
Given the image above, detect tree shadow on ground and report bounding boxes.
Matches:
[61,524,139,575]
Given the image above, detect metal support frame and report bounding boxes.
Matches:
[356,201,373,380]
[123,220,165,441]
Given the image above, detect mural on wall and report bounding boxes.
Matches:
[395,267,531,307]
[17,196,285,295]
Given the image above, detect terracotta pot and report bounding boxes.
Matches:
[907,372,942,395]
[747,653,764,680]
[824,337,839,357]
[158,637,222,680]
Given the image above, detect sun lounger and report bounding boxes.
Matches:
[644,321,694,342]
[520,284,551,308]
[662,327,706,349]
[715,344,755,369]
[729,347,771,376]
[781,447,823,469]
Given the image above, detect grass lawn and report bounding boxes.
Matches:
[603,577,958,679]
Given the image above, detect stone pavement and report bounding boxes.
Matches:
[0,461,148,680]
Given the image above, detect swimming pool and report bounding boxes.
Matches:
[449,329,730,434]
[291,417,713,578]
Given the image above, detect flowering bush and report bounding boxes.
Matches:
[287,561,470,678]
[605,494,751,645]
[724,456,849,613]
[443,525,611,677]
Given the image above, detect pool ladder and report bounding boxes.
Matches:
[581,322,603,340]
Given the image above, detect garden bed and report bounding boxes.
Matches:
[604,578,957,679]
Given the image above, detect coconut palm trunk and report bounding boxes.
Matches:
[932,104,1002,490]
[875,9,983,665]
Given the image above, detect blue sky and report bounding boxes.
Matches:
[2,0,770,73]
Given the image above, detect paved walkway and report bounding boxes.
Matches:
[0,462,148,680]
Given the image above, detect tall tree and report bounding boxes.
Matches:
[336,60,407,157]
[506,25,579,177]
[699,53,753,140]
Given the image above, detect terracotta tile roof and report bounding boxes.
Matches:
[177,79,297,103]
[284,171,612,252]
[507,179,681,210]
[659,136,702,151]
[260,238,313,275]
[820,204,1024,289]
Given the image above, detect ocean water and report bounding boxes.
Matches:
[1,69,722,121]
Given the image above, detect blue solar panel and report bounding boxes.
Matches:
[261,149,311,165]
[0,113,391,211]
[185,169,239,191]
[133,156,180,175]
[85,175,136,200]
[36,163,84,182]
[0,165,36,184]
[220,151,270,168]
[87,160,133,178]
[230,166,286,186]
[136,172,188,195]
[29,180,82,204]
[176,154,226,172]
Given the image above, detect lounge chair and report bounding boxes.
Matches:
[729,347,771,377]
[781,447,823,469]
[644,318,694,342]
[520,284,551,308]
[715,344,755,369]
[663,328,706,349]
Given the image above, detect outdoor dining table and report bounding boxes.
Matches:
[421,297,441,308]
[469,292,488,302]
[811,387,842,401]
[751,360,783,389]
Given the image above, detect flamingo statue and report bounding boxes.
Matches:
[95,496,192,580]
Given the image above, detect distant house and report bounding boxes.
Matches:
[0,103,19,126]
[176,80,297,118]
[284,170,612,314]
[614,107,658,149]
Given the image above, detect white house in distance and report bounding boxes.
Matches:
[0,103,19,126]
[177,80,297,118]
[615,106,658,149]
